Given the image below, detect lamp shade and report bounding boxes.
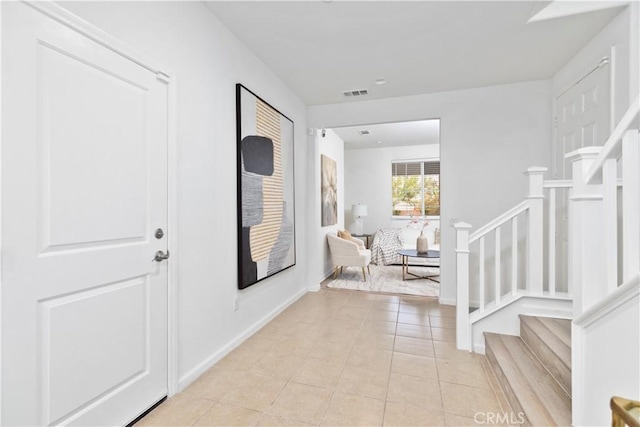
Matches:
[352,204,368,217]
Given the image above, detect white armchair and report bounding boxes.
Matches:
[327,233,372,281]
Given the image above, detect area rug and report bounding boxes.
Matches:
[326,264,439,297]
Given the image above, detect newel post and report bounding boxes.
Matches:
[454,222,472,351]
[567,148,606,315]
[524,167,547,295]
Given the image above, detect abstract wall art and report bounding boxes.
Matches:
[321,154,338,226]
[236,84,296,289]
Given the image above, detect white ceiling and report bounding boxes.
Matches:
[333,119,440,150]
[205,1,624,106]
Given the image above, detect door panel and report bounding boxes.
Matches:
[40,42,148,249]
[43,277,148,424]
[2,3,168,425]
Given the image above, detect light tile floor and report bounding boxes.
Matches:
[137,289,512,426]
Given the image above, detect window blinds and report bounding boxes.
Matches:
[391,161,440,176]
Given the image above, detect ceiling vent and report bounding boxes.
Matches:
[358,130,371,136]
[342,89,369,97]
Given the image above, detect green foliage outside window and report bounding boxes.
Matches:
[391,162,440,216]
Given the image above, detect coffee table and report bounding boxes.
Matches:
[398,249,440,282]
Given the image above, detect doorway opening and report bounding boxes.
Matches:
[325,118,441,297]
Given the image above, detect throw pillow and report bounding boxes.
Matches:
[338,230,352,240]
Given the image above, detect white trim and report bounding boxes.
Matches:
[543,179,573,188]
[555,56,610,98]
[0,2,4,422]
[21,0,180,405]
[569,195,604,202]
[390,157,440,164]
[573,273,640,327]
[167,73,179,397]
[178,287,308,391]
[609,45,616,134]
[24,1,170,77]
[391,215,440,220]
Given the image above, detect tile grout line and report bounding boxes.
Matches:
[380,301,400,426]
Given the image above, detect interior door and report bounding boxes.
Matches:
[554,63,610,179]
[2,3,169,425]
[553,63,610,291]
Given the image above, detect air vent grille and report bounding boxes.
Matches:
[358,130,371,135]
[342,89,369,97]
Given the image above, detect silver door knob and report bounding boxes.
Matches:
[152,250,170,262]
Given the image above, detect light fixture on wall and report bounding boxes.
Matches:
[351,203,368,235]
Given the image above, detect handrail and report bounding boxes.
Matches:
[573,273,640,327]
[543,179,573,188]
[469,200,529,243]
[586,96,639,184]
[611,396,640,427]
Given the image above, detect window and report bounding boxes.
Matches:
[392,160,440,216]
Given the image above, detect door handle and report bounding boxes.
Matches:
[152,250,170,262]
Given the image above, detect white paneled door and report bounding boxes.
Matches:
[2,3,169,425]
[554,62,610,179]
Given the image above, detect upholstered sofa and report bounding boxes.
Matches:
[371,225,440,266]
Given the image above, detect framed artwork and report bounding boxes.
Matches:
[321,154,338,226]
[236,84,296,289]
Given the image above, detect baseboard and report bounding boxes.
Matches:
[308,282,321,292]
[178,286,308,391]
[438,297,456,306]
[474,342,486,354]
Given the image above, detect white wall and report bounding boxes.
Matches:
[317,129,345,281]
[60,1,309,389]
[308,80,552,304]
[344,144,439,234]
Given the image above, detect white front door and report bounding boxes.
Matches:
[553,63,610,291]
[2,3,169,425]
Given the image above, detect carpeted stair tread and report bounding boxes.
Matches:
[519,315,571,395]
[485,332,571,426]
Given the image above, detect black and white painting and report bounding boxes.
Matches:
[237,84,296,289]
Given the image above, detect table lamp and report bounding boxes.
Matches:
[352,204,368,235]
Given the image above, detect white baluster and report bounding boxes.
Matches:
[479,236,485,312]
[525,167,547,295]
[495,228,501,305]
[622,129,640,282]
[454,222,472,351]
[511,216,518,296]
[548,188,556,295]
[602,158,618,292]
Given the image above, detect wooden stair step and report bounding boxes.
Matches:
[485,332,571,426]
[519,315,572,395]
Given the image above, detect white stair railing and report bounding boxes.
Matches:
[454,167,572,350]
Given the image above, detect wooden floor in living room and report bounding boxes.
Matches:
[136,289,515,426]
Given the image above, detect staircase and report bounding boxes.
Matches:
[454,97,639,424]
[485,315,571,426]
